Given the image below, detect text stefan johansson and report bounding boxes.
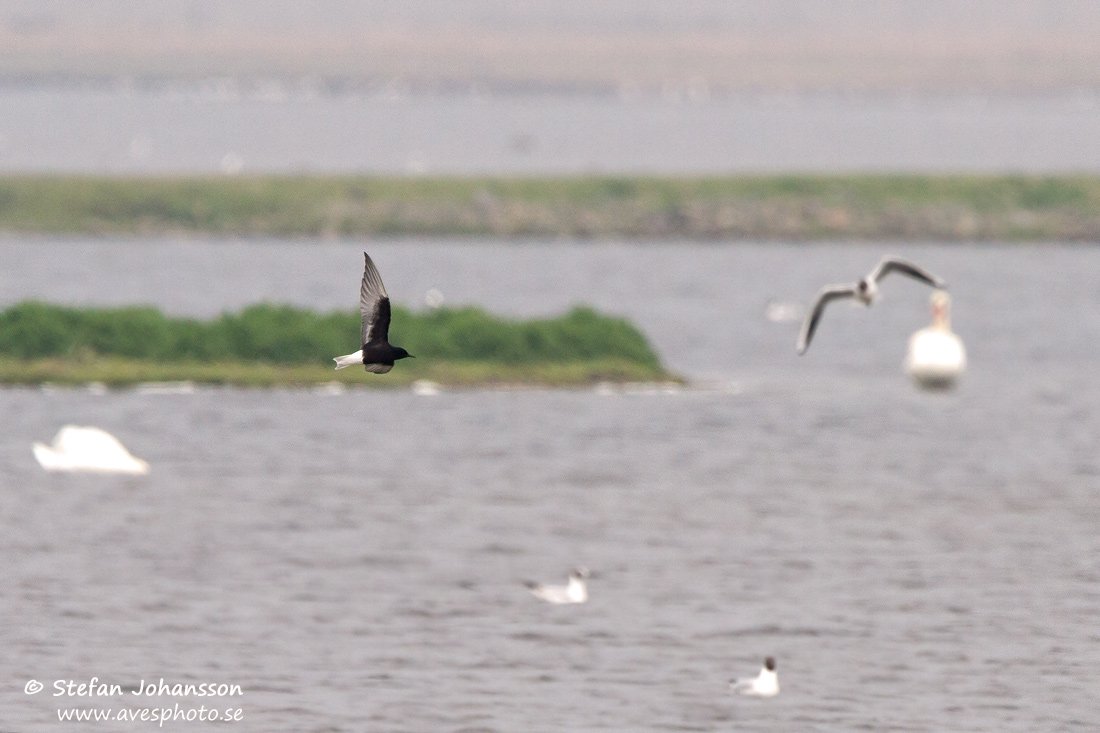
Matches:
[54,678,243,697]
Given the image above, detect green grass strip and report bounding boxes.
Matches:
[0,301,675,386]
[3,174,1100,240]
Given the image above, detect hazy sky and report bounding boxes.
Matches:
[4,0,1100,33]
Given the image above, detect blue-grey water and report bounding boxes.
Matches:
[4,88,1100,174]
[2,239,1100,731]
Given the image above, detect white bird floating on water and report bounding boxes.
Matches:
[524,567,589,604]
[32,426,149,475]
[906,290,966,390]
[729,657,779,697]
[797,256,947,354]
[411,379,441,396]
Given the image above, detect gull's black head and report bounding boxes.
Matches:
[393,347,414,360]
[764,657,776,671]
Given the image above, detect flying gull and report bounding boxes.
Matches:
[797,256,946,354]
[334,253,414,373]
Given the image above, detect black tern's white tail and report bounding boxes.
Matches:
[333,350,363,370]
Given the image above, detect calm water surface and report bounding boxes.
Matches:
[4,88,1100,174]
[2,240,1099,731]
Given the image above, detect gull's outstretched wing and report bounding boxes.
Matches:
[869,257,946,289]
[798,284,857,354]
[360,253,392,344]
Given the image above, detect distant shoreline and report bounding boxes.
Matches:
[2,174,1099,242]
[0,357,679,389]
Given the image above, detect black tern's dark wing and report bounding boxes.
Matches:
[364,299,391,345]
[869,257,947,289]
[798,284,857,354]
[363,363,393,374]
[359,253,391,344]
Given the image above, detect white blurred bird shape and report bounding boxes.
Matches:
[906,289,966,389]
[730,657,779,697]
[524,567,590,604]
[33,426,149,474]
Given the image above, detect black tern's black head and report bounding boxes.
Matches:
[764,657,776,671]
[393,347,414,360]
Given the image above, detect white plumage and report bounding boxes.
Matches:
[333,349,363,370]
[730,657,779,697]
[33,426,149,474]
[524,568,590,604]
[906,290,966,389]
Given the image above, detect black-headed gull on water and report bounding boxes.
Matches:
[729,657,779,697]
[524,568,590,604]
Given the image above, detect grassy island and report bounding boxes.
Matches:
[0,301,677,387]
[2,174,1100,241]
